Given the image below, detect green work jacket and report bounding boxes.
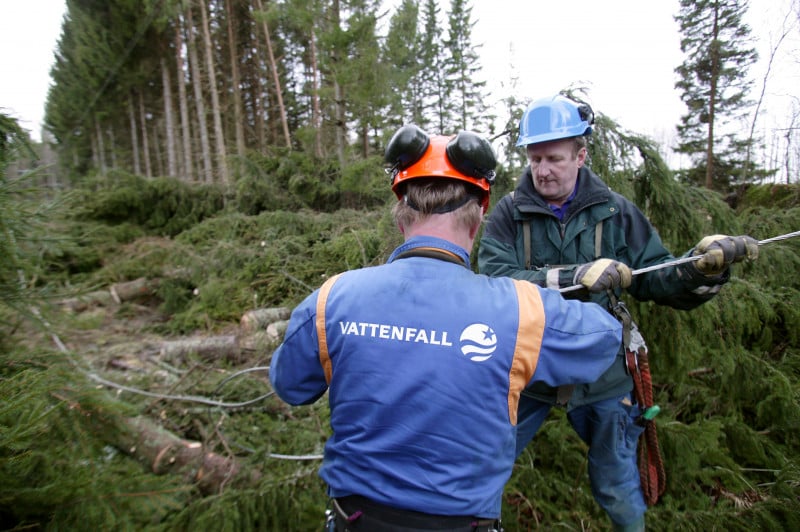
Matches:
[478,166,727,407]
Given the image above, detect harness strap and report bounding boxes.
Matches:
[520,215,603,406]
[523,220,531,270]
[594,220,603,258]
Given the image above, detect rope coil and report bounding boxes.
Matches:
[626,346,666,505]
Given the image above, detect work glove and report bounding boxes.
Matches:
[573,258,632,293]
[692,234,759,276]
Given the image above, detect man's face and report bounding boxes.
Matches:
[526,138,586,206]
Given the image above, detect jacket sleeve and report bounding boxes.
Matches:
[529,284,622,387]
[269,290,329,406]
[618,198,729,309]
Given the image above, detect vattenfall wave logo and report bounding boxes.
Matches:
[459,323,497,362]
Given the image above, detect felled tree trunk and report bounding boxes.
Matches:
[160,335,241,364]
[239,307,290,334]
[60,290,115,312]
[110,277,159,303]
[113,415,259,495]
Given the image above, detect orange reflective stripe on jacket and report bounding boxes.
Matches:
[507,279,545,424]
[316,273,343,384]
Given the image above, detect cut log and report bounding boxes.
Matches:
[110,277,160,303]
[240,307,291,334]
[160,335,241,364]
[115,415,259,494]
[60,289,115,312]
[266,320,288,341]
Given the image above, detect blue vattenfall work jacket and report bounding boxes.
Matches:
[270,235,622,518]
[478,166,728,407]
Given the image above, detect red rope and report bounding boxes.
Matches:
[627,348,666,506]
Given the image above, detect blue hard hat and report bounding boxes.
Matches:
[516,95,594,147]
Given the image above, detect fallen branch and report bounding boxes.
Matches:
[687,367,715,377]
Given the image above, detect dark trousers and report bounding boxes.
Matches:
[331,495,502,532]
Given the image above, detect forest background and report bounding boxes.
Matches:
[2,0,800,530]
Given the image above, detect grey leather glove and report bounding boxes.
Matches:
[692,234,759,275]
[573,258,632,293]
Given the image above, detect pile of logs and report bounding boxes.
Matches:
[57,277,295,494]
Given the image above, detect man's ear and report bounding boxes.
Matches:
[469,217,482,240]
[576,147,587,168]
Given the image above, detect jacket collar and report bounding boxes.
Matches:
[388,236,470,267]
[513,166,611,214]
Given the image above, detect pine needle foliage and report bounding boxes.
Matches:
[0,113,74,336]
[3,120,800,530]
[71,171,226,237]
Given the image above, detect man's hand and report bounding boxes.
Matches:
[573,259,632,293]
[692,235,759,275]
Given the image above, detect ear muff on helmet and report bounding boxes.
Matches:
[384,126,496,213]
[516,95,595,147]
[384,124,430,177]
[446,131,497,185]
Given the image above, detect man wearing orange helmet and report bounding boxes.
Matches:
[270,124,624,531]
[478,94,759,531]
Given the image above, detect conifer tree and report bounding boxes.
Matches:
[674,0,759,191]
[442,0,491,133]
[338,0,389,157]
[417,0,447,133]
[382,0,423,131]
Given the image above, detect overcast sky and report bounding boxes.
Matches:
[2,0,798,150]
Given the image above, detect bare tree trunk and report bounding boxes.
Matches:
[186,2,214,184]
[90,130,99,170]
[161,57,178,177]
[128,94,141,175]
[704,8,720,190]
[254,0,291,149]
[226,0,246,158]
[310,27,323,158]
[138,90,153,178]
[176,19,193,181]
[198,0,230,186]
[151,121,164,177]
[331,0,346,166]
[107,126,117,169]
[255,68,267,151]
[743,10,792,184]
[94,116,107,173]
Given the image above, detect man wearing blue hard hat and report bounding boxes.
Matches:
[478,94,759,531]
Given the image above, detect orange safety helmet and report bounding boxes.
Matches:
[385,125,496,212]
